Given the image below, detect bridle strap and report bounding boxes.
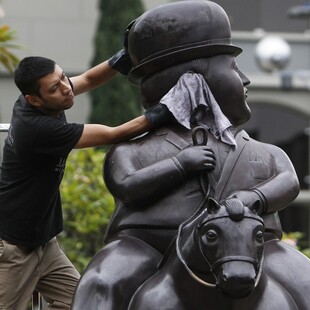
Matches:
[200,214,264,227]
[176,206,217,288]
[176,248,217,288]
[211,256,258,272]
[176,208,265,288]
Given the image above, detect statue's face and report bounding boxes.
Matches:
[203,55,251,126]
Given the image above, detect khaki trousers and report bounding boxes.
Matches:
[0,237,80,310]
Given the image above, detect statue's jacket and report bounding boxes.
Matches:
[104,125,299,252]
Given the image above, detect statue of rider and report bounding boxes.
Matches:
[72,2,301,309]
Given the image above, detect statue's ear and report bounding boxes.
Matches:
[206,197,220,213]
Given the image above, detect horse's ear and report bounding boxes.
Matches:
[206,198,221,213]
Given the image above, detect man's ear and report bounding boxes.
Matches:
[25,94,42,107]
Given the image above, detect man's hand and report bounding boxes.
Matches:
[144,103,174,127]
[108,49,132,76]
[108,20,135,76]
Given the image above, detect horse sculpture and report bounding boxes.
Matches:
[128,198,307,310]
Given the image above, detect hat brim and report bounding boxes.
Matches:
[128,44,242,86]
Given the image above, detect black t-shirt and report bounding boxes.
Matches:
[0,95,84,247]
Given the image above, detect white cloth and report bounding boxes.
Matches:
[160,72,236,146]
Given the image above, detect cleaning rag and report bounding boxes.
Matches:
[159,72,236,146]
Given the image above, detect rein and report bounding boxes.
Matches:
[175,126,216,287]
[176,126,264,289]
[176,206,217,288]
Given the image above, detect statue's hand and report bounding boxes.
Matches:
[175,145,215,175]
[227,190,265,215]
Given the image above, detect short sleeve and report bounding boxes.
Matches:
[33,115,84,157]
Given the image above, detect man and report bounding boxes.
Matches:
[0,50,171,310]
[73,1,309,310]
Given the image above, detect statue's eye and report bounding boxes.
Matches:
[205,230,217,242]
[255,230,264,243]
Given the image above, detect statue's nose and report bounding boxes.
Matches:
[219,262,256,298]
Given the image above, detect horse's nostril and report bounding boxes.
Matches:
[219,263,257,298]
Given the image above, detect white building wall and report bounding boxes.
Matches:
[0,0,169,125]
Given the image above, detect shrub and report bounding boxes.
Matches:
[282,231,310,259]
[59,148,114,273]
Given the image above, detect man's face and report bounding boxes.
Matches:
[203,55,251,126]
[32,65,74,116]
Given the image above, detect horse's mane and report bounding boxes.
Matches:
[222,199,245,222]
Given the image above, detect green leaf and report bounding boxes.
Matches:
[0,24,20,73]
[58,148,114,272]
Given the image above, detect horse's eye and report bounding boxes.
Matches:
[206,230,217,241]
[256,230,264,242]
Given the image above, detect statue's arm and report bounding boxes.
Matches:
[254,145,299,213]
[104,144,215,206]
[228,144,300,214]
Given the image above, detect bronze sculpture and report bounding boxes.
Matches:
[128,198,300,309]
[72,1,310,309]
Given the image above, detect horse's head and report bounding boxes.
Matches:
[176,197,265,299]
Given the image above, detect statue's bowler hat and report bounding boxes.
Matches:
[128,1,242,85]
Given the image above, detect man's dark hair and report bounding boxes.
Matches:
[14,56,56,96]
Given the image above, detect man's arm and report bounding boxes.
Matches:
[74,101,173,148]
[70,47,131,95]
[70,24,132,95]
[70,60,117,96]
[74,115,151,148]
